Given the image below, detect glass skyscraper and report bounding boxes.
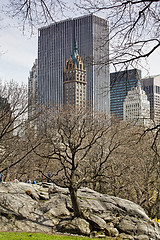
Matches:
[38,14,110,115]
[110,69,141,120]
[142,75,160,124]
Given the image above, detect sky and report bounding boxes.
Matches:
[0,3,160,85]
[0,1,38,85]
[0,26,37,84]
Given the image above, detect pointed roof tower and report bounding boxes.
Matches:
[71,41,79,68]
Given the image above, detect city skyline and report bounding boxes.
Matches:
[0,9,160,85]
[110,69,142,120]
[38,14,110,114]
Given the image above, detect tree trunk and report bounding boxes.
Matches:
[69,184,85,218]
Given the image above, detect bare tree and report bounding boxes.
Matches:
[75,0,160,72]
[2,0,160,219]
[28,107,139,218]
[1,0,159,73]
[1,0,69,33]
[28,107,112,217]
[0,80,41,180]
[3,0,159,69]
[92,122,160,219]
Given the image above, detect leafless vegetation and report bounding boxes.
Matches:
[24,107,160,219]
[0,88,160,219]
[75,0,160,72]
[2,0,159,70]
[0,80,41,181]
[1,0,160,219]
[1,0,69,33]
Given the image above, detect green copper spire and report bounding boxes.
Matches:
[71,41,79,68]
[74,41,78,55]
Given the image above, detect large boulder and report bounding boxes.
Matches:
[0,182,160,239]
[57,217,90,235]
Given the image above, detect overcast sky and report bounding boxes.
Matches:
[0,2,160,85]
[0,1,38,85]
[0,26,37,84]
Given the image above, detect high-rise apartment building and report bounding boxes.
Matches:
[142,75,160,124]
[110,69,141,120]
[38,14,110,115]
[28,59,38,119]
[123,85,150,126]
[64,42,87,109]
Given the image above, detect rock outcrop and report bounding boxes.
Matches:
[0,182,159,239]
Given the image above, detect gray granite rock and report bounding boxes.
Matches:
[0,182,159,239]
[57,218,90,235]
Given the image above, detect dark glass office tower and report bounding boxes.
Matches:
[38,14,110,115]
[110,69,141,120]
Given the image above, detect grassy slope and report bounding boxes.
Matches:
[0,232,121,240]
